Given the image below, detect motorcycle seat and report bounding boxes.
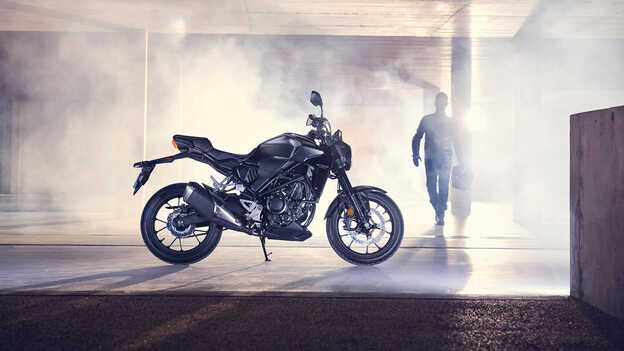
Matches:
[173,135,213,152]
[208,148,248,162]
[173,135,248,162]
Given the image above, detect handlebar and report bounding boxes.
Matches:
[307,114,324,128]
[307,114,332,144]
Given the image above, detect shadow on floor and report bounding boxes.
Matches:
[258,226,473,295]
[0,218,91,231]
[159,262,269,292]
[5,265,187,292]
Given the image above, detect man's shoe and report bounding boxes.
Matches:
[435,213,445,226]
[435,215,444,226]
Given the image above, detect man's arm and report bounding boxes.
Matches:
[412,118,425,166]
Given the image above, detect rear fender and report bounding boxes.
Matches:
[324,186,387,218]
[132,165,154,195]
[132,152,189,195]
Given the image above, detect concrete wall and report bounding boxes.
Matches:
[570,105,624,320]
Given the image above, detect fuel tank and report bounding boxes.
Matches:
[244,133,328,193]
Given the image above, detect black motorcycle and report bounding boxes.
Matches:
[132,91,404,265]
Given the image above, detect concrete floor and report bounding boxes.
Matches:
[0,202,569,296]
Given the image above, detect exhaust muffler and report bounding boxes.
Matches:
[183,182,248,232]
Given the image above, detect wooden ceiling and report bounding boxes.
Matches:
[1,0,622,38]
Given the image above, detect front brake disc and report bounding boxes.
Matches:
[343,207,386,247]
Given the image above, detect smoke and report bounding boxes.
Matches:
[2,6,624,249]
[141,34,428,235]
[469,25,624,247]
[0,31,144,215]
[0,31,426,226]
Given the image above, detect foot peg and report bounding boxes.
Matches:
[260,236,272,262]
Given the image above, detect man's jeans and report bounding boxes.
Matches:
[425,156,451,215]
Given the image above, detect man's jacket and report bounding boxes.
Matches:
[412,113,461,161]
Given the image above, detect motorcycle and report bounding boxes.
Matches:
[132,91,404,265]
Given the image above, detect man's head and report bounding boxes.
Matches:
[435,92,448,114]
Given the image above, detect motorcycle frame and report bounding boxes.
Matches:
[133,151,372,230]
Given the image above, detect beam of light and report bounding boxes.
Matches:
[464,106,487,132]
[143,30,149,161]
[172,19,186,34]
[142,30,149,204]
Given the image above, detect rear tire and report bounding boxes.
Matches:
[326,191,404,265]
[140,183,222,265]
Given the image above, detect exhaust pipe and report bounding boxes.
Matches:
[183,182,249,232]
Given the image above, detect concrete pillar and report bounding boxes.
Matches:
[0,96,12,193]
[451,38,472,166]
[451,38,471,120]
[450,38,472,217]
[570,105,624,320]
[10,98,21,194]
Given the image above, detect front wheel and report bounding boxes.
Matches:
[326,191,404,265]
[140,183,222,264]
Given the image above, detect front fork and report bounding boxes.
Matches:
[335,169,372,232]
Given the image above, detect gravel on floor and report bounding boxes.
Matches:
[0,295,622,350]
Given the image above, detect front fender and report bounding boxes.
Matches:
[324,186,387,219]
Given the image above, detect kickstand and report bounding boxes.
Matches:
[260,236,272,262]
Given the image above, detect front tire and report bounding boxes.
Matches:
[140,183,222,264]
[326,191,404,265]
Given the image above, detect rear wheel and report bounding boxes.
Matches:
[140,183,222,264]
[326,191,404,265]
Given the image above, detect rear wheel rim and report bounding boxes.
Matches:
[150,194,212,255]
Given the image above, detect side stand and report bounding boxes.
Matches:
[260,236,272,262]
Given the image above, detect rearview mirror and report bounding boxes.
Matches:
[310,91,323,108]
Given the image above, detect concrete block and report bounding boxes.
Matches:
[570,105,624,320]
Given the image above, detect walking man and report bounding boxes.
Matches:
[412,92,461,225]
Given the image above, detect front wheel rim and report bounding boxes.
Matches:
[336,198,395,256]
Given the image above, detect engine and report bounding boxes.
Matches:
[264,180,314,227]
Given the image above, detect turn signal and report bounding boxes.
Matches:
[346,208,355,216]
[172,140,178,149]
